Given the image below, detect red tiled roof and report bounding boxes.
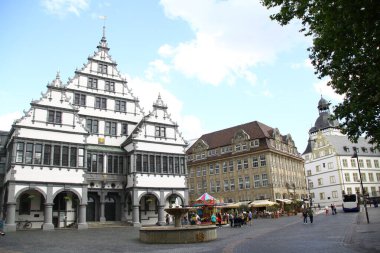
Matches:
[188,121,275,152]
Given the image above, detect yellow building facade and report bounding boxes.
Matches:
[186,121,307,204]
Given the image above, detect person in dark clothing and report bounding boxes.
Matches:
[302,209,308,224]
[308,208,314,223]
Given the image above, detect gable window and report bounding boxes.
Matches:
[230,178,235,191]
[254,175,261,188]
[223,162,227,173]
[121,123,128,135]
[237,160,242,170]
[214,163,220,174]
[262,173,268,187]
[95,97,107,110]
[209,164,214,175]
[235,144,241,152]
[98,63,108,74]
[245,176,250,189]
[48,110,62,124]
[229,160,234,172]
[105,121,117,136]
[87,153,103,173]
[74,93,86,106]
[344,173,350,182]
[16,142,24,163]
[107,155,123,174]
[105,80,115,92]
[243,159,248,169]
[252,157,258,168]
[86,119,99,134]
[260,155,266,167]
[43,144,51,165]
[25,143,34,164]
[155,126,166,138]
[87,77,98,89]
[115,100,126,112]
[70,147,77,167]
[53,145,61,166]
[238,177,244,190]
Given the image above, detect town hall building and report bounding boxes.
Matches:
[0,28,188,231]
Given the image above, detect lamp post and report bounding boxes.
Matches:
[307,179,313,208]
[352,150,370,223]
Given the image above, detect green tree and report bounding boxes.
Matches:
[261,0,380,147]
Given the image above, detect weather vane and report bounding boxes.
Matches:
[99,15,107,37]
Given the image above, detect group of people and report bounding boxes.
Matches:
[302,207,314,224]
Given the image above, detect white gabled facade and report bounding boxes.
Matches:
[302,97,380,208]
[0,28,188,231]
[122,95,188,226]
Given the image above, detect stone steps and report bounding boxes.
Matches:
[87,221,132,228]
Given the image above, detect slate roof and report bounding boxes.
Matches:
[187,120,290,154]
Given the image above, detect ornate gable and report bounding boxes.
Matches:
[232,129,250,143]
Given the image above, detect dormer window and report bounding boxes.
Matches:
[250,139,259,148]
[155,126,166,138]
[343,146,350,152]
[98,63,108,74]
[361,147,368,153]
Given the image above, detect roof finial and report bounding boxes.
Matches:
[99,15,107,38]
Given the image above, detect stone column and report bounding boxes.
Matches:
[42,203,54,230]
[132,205,140,227]
[100,201,106,222]
[77,204,88,229]
[157,205,166,226]
[4,202,16,232]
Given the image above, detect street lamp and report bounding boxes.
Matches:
[352,150,370,223]
[307,179,313,208]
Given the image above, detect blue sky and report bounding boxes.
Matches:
[0,0,343,153]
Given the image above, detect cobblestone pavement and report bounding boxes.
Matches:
[0,207,379,253]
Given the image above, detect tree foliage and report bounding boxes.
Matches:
[261,0,380,147]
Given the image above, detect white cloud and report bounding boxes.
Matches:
[313,79,344,102]
[126,75,204,141]
[159,0,306,86]
[144,60,171,83]
[290,58,313,70]
[0,112,22,131]
[41,0,89,17]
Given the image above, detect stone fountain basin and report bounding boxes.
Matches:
[140,225,217,244]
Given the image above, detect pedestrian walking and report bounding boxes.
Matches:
[229,213,234,227]
[302,208,308,224]
[330,204,335,215]
[248,211,253,226]
[325,206,329,215]
[217,213,222,227]
[308,208,314,223]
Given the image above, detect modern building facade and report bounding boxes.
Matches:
[186,121,307,205]
[0,28,188,232]
[302,97,380,207]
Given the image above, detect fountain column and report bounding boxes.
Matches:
[132,205,140,227]
[157,205,166,225]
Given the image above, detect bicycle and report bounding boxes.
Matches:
[16,220,32,230]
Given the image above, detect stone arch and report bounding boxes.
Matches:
[137,191,160,203]
[14,186,47,202]
[164,191,184,207]
[52,187,82,203]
